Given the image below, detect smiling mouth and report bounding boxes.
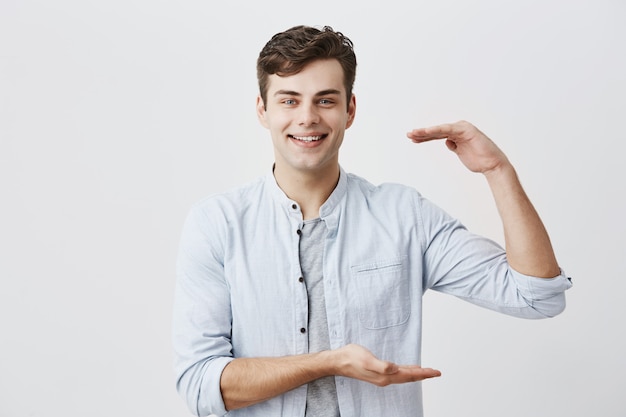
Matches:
[289,134,327,143]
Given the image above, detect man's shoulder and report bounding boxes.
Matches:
[345,172,421,198]
[191,175,267,213]
[343,172,451,227]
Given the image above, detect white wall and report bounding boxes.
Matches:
[1,0,624,416]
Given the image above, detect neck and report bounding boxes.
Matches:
[273,164,340,220]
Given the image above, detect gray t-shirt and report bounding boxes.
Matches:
[299,218,340,417]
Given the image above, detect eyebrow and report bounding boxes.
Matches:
[273,89,342,97]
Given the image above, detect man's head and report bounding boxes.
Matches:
[255,27,357,180]
[257,25,357,110]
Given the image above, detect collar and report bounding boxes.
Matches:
[264,165,347,232]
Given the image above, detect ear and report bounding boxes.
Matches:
[345,94,356,129]
[256,96,269,129]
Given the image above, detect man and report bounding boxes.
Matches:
[173,25,572,417]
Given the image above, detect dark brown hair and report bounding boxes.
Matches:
[257,25,357,109]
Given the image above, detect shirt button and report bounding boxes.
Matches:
[299,277,304,283]
[296,229,302,236]
[291,203,297,210]
[300,327,306,333]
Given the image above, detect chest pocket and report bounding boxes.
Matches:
[350,256,410,329]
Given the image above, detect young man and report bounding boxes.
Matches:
[173,25,572,417]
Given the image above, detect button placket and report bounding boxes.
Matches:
[294,218,307,344]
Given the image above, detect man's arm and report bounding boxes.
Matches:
[407,120,560,278]
[220,344,441,411]
[175,203,441,415]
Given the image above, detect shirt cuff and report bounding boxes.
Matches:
[199,356,235,417]
[511,268,573,317]
[514,268,573,295]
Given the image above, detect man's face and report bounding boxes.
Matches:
[257,59,356,177]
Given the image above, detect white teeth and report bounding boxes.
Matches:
[292,135,323,142]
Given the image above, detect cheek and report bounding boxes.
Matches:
[267,113,291,129]
[330,114,350,129]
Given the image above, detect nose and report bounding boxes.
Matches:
[298,103,319,126]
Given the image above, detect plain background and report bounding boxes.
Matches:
[1,0,624,416]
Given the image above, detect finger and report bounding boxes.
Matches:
[367,359,399,375]
[406,130,452,145]
[406,129,449,141]
[407,121,473,141]
[407,135,446,144]
[407,123,454,138]
[398,366,442,380]
[419,367,442,378]
[445,139,457,151]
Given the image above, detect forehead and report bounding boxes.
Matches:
[267,59,346,96]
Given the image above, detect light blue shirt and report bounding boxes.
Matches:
[173,167,572,417]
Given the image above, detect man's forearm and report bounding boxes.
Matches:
[220,351,333,411]
[220,344,441,411]
[484,162,560,278]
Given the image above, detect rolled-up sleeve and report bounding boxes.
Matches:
[509,268,573,318]
[418,193,573,319]
[172,202,233,417]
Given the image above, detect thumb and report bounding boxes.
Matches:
[374,360,399,375]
